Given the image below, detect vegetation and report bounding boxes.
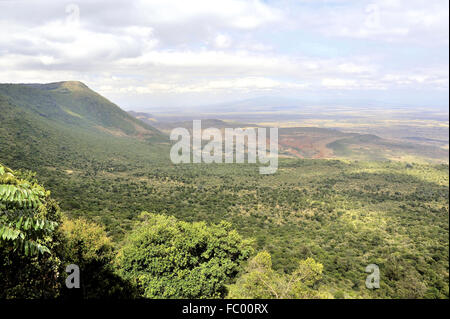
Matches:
[117,212,252,299]
[0,164,59,255]
[59,217,136,299]
[0,82,448,299]
[0,163,62,298]
[228,251,327,299]
[0,163,252,299]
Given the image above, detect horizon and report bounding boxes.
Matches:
[3,80,449,113]
[0,0,448,111]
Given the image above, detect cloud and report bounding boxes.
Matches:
[283,0,449,45]
[214,34,232,49]
[0,0,447,108]
[99,77,307,95]
[131,0,282,30]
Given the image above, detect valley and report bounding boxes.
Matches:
[0,82,448,299]
[131,110,449,164]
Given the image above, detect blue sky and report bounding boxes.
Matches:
[0,0,448,110]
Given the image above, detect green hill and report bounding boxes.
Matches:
[0,82,167,171]
[0,81,161,136]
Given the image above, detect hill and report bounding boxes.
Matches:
[0,82,167,171]
[1,81,161,137]
[128,111,449,163]
[278,128,448,162]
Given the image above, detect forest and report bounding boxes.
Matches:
[1,158,448,299]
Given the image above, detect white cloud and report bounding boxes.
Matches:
[0,0,447,108]
[322,78,357,88]
[321,78,387,90]
[134,0,282,29]
[214,34,232,49]
[337,63,376,74]
[287,0,449,44]
[96,77,307,95]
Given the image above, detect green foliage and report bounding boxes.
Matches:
[0,163,136,298]
[60,217,138,299]
[0,83,167,173]
[228,251,327,299]
[0,82,448,299]
[117,212,253,298]
[61,217,114,263]
[0,82,161,137]
[56,159,446,299]
[0,163,58,256]
[0,163,63,298]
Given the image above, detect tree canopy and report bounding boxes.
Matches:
[228,251,327,299]
[117,212,253,298]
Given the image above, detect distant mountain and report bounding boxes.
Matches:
[127,115,259,134]
[0,81,167,171]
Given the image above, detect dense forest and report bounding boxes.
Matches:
[0,82,448,299]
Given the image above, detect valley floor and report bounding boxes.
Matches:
[24,155,449,299]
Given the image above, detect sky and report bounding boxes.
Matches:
[0,0,448,110]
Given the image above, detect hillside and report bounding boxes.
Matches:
[0,82,161,137]
[0,82,167,171]
[127,111,157,126]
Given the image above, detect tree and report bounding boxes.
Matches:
[0,164,59,255]
[227,251,327,299]
[0,163,62,298]
[60,217,137,298]
[117,212,253,298]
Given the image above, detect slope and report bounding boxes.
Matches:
[0,82,168,172]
